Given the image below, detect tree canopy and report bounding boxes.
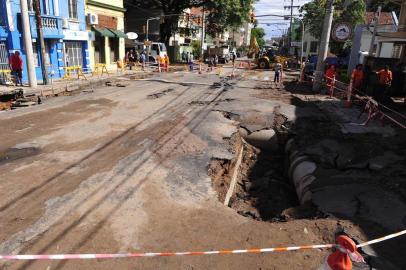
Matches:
[205,0,256,37]
[124,0,255,45]
[300,0,366,53]
[251,28,266,48]
[300,0,366,40]
[367,0,401,14]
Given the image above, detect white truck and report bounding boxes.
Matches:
[130,41,168,64]
[207,45,231,64]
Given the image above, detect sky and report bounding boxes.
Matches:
[254,0,310,40]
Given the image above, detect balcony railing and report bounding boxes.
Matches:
[41,16,58,29]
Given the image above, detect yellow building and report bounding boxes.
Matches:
[86,0,126,71]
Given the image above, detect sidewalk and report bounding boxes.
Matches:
[0,69,152,98]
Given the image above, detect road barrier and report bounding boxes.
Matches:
[0,229,404,262]
[92,64,109,76]
[320,75,405,128]
[63,66,87,80]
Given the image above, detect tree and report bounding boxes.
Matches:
[301,0,366,40]
[367,0,401,14]
[251,28,266,47]
[205,0,256,37]
[124,0,205,45]
[300,0,366,54]
[125,0,256,46]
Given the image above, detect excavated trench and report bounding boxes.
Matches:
[209,110,321,222]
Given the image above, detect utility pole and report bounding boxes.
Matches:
[312,0,334,92]
[19,0,37,87]
[200,6,205,61]
[368,6,382,56]
[33,0,49,85]
[284,0,300,51]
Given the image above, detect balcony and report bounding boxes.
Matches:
[17,13,63,39]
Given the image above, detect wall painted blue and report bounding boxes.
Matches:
[0,0,89,83]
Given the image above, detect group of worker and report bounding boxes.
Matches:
[125,50,170,72]
[157,54,170,72]
[324,63,393,102]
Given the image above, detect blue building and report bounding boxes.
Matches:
[59,0,90,73]
[0,0,90,83]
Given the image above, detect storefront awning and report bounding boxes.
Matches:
[107,28,128,39]
[92,27,115,38]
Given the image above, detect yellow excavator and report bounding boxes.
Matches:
[248,36,289,69]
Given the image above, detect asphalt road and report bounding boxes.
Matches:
[0,70,404,269]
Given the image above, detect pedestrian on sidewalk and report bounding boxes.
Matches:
[189,53,194,72]
[182,51,187,63]
[232,52,236,65]
[375,65,392,101]
[9,51,23,86]
[128,50,136,70]
[140,51,146,71]
[274,61,283,84]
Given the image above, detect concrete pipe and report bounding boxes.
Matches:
[285,139,318,204]
[238,128,279,151]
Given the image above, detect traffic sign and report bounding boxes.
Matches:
[332,23,352,42]
[126,32,138,40]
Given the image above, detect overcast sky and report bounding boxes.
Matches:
[254,0,310,40]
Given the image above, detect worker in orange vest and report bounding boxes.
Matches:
[351,64,364,94]
[375,65,392,101]
[164,54,170,72]
[325,65,336,95]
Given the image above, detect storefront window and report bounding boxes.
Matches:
[65,42,83,67]
[94,36,105,64]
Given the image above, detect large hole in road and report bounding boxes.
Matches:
[209,111,321,222]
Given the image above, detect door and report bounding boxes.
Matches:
[65,41,83,67]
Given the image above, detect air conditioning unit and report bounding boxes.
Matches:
[87,13,98,25]
[62,18,69,29]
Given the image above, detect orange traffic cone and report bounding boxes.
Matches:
[318,235,364,270]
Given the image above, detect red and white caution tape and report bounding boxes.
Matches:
[0,229,405,261]
[0,244,334,260]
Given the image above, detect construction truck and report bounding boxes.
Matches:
[248,36,277,69]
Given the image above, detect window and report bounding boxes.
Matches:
[42,0,50,15]
[68,0,78,19]
[27,0,34,11]
[32,42,39,67]
[0,42,8,70]
[310,41,318,53]
[109,38,119,62]
[65,42,83,67]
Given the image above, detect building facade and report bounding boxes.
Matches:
[1,0,65,82]
[0,0,96,83]
[60,0,91,72]
[86,0,126,70]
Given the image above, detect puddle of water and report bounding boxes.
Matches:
[0,147,41,165]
